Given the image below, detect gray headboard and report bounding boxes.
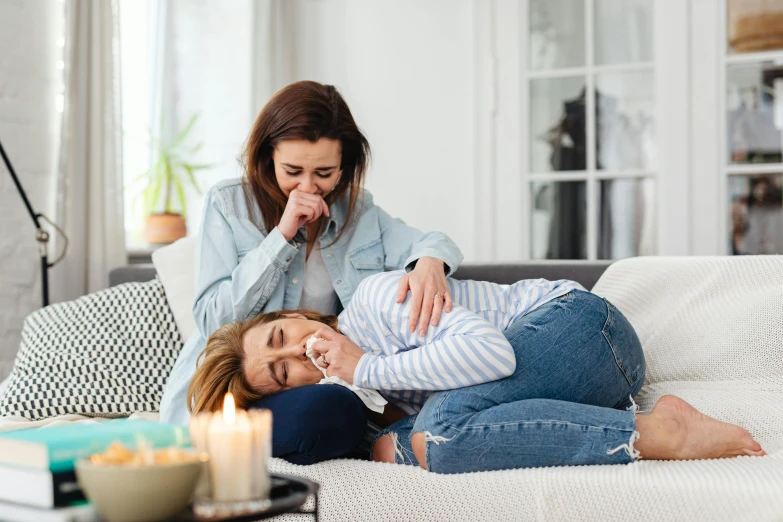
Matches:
[109,261,612,291]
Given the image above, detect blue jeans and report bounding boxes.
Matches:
[376,290,646,473]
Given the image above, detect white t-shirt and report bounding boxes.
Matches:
[299,247,339,315]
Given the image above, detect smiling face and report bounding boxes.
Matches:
[243,315,328,394]
[272,139,342,198]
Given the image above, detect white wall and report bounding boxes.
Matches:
[289,0,479,260]
[167,0,479,261]
[0,1,62,378]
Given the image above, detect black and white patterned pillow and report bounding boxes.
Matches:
[0,279,184,420]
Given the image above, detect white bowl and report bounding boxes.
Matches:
[75,453,207,522]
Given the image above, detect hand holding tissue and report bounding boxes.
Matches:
[306,335,387,413]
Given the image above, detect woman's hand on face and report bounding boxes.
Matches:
[311,327,365,384]
[396,257,452,337]
[278,189,330,241]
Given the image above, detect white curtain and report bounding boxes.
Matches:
[149,0,175,169]
[251,0,295,114]
[52,0,125,303]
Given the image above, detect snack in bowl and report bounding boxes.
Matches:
[88,441,201,466]
[75,441,208,522]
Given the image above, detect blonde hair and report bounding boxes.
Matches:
[186,309,339,414]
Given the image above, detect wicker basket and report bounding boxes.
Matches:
[730,12,783,52]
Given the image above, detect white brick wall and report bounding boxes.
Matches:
[0,0,62,379]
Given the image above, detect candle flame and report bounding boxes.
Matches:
[223,392,236,424]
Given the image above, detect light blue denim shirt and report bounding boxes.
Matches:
[160,178,464,424]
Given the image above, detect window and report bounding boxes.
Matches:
[119,0,156,249]
[525,0,656,260]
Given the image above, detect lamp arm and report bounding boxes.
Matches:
[0,138,54,307]
[0,139,43,231]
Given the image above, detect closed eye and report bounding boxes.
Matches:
[284,170,334,179]
[268,361,283,388]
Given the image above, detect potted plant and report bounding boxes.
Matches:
[137,114,212,244]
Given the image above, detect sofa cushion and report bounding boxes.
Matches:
[0,280,183,420]
[151,236,197,339]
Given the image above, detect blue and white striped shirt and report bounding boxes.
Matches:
[338,271,585,414]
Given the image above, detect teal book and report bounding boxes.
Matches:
[0,420,190,474]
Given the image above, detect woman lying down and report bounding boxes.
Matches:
[187,271,765,474]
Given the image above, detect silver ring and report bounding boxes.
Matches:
[433,293,444,300]
[320,354,328,365]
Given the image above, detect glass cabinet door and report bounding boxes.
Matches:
[526,0,656,260]
[724,0,783,254]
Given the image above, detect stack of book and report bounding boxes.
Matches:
[0,419,189,522]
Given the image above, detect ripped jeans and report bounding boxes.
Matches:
[374,289,646,473]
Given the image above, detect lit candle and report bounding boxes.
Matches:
[206,393,253,502]
[190,394,273,504]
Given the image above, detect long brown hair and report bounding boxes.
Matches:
[186,309,339,414]
[242,81,371,243]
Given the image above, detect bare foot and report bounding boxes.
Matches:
[634,395,766,460]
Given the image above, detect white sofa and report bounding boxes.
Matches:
[5,242,782,520]
[263,256,783,521]
[88,251,783,520]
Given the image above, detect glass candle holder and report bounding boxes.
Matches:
[188,394,272,518]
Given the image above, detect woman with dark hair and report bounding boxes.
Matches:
[160,82,463,455]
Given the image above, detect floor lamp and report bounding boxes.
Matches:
[0,138,67,307]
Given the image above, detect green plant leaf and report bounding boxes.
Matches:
[148,164,163,215]
[143,184,153,216]
[145,156,167,215]
[173,176,187,218]
[183,165,203,195]
[168,114,199,150]
[132,112,211,217]
[164,158,175,214]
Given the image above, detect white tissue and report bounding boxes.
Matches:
[319,377,388,412]
[305,336,321,360]
[306,336,328,376]
[305,335,387,413]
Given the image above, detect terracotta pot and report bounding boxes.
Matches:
[144,213,187,245]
